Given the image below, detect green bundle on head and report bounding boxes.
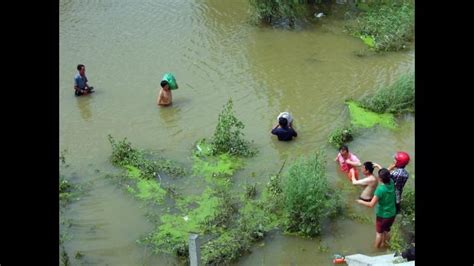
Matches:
[162,73,178,90]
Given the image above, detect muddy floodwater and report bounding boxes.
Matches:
[60,0,414,264]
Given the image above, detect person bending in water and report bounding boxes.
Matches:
[271,117,297,141]
[351,161,378,202]
[335,145,361,181]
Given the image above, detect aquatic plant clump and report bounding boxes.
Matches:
[348,2,414,51]
[283,150,343,237]
[109,135,186,179]
[328,126,354,148]
[108,135,156,179]
[347,101,397,129]
[201,200,273,265]
[147,187,232,255]
[249,0,310,25]
[210,99,257,157]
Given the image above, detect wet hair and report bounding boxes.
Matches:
[339,145,349,152]
[363,161,374,174]
[378,168,391,184]
[77,64,85,71]
[278,117,288,128]
[160,80,169,88]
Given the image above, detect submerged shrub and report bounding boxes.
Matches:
[283,150,343,236]
[210,99,256,157]
[328,126,354,148]
[108,135,156,179]
[108,135,186,179]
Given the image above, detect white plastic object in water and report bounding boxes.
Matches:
[315,12,324,18]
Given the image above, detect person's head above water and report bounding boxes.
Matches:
[160,80,169,89]
[77,64,85,75]
[278,117,288,128]
[378,168,391,184]
[339,145,350,158]
[363,161,374,175]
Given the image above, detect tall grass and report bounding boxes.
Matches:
[358,73,414,114]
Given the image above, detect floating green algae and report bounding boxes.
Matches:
[135,179,166,203]
[149,187,226,254]
[347,101,397,129]
[193,153,243,182]
[125,165,142,180]
[123,164,166,203]
[193,139,244,183]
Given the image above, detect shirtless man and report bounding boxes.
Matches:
[351,161,378,202]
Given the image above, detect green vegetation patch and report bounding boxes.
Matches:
[328,126,354,148]
[347,101,397,129]
[135,179,167,203]
[348,2,414,51]
[249,0,310,25]
[193,139,244,184]
[210,98,257,157]
[358,73,414,114]
[147,187,229,255]
[283,150,343,237]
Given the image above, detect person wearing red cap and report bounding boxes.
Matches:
[373,151,410,214]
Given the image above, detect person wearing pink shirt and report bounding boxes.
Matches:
[335,145,361,181]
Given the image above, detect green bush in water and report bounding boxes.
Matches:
[210,99,256,157]
[249,0,310,26]
[108,134,186,179]
[348,2,414,51]
[283,150,343,237]
[155,158,186,178]
[358,73,415,114]
[108,135,155,179]
[201,231,243,264]
[201,200,270,265]
[328,126,354,148]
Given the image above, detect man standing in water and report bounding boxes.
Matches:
[271,116,298,141]
[351,161,378,202]
[74,64,94,96]
[157,73,178,106]
[357,168,397,249]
